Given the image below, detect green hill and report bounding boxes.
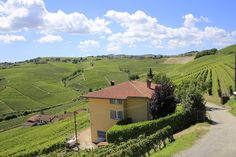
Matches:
[219,44,236,54]
[0,45,235,156]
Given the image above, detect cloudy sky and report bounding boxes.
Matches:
[0,0,236,62]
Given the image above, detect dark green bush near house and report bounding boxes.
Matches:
[107,110,195,143]
[116,118,132,125]
[150,83,177,119]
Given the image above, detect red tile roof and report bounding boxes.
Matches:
[83,80,158,99]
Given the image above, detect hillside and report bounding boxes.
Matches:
[0,48,235,156]
[219,44,236,54]
[163,56,194,64]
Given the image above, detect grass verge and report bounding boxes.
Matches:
[225,98,236,116]
[151,123,210,157]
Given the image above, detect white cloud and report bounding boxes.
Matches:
[0,34,26,43]
[78,40,100,51]
[0,0,111,34]
[107,42,121,52]
[106,10,235,49]
[37,34,63,43]
[183,14,199,28]
[231,31,236,37]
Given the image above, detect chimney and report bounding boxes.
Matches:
[147,79,152,88]
[110,81,115,86]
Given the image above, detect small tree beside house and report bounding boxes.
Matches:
[149,83,177,119]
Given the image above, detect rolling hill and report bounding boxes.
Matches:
[218,44,236,54]
[0,44,235,156]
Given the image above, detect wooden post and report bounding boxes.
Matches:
[74,112,78,144]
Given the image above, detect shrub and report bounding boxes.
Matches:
[128,74,140,80]
[153,73,172,85]
[96,126,173,157]
[150,83,177,119]
[107,109,195,143]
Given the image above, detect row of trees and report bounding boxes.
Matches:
[195,48,218,59]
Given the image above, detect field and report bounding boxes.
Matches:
[163,56,194,64]
[0,44,235,156]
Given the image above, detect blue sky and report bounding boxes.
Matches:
[0,0,236,62]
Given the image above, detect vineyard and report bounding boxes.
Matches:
[0,112,89,157]
[0,44,235,156]
[65,126,174,157]
[172,54,235,103]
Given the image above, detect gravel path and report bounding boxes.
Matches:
[174,102,236,157]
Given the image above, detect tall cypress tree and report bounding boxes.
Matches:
[147,68,154,79]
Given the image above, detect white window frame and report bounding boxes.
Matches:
[110,99,123,105]
[110,110,123,120]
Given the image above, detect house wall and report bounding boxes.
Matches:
[125,97,149,122]
[88,98,124,143]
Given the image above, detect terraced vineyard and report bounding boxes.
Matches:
[0,44,235,156]
[172,55,234,99]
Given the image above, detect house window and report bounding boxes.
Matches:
[110,110,123,120]
[110,99,123,104]
[97,130,106,138]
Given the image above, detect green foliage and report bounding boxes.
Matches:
[176,81,206,121]
[147,68,154,79]
[85,126,174,157]
[194,48,218,59]
[225,99,236,116]
[128,74,140,80]
[153,73,172,85]
[107,109,195,143]
[150,83,176,119]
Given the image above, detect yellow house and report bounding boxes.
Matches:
[83,80,157,143]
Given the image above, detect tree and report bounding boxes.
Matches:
[129,74,139,80]
[149,83,177,119]
[147,68,154,79]
[176,81,206,121]
[182,86,205,112]
[153,73,172,85]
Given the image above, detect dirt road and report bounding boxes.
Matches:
[174,102,236,157]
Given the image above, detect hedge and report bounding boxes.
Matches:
[107,110,196,143]
[93,126,174,157]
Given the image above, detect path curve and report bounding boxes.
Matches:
[174,102,236,157]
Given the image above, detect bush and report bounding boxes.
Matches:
[4,114,17,120]
[150,83,176,119]
[107,109,195,143]
[128,74,140,80]
[96,126,174,157]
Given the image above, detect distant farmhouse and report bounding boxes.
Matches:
[83,80,158,143]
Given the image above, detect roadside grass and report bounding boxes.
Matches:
[204,94,221,105]
[225,98,236,116]
[151,123,210,157]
